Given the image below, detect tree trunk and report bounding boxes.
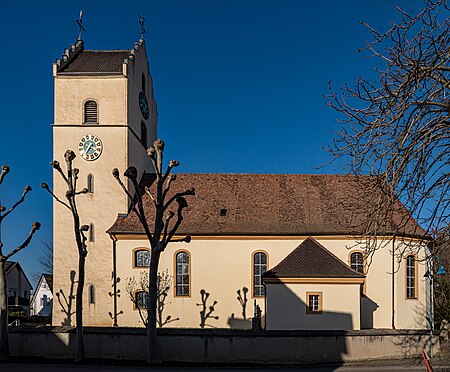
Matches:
[0,260,9,360]
[75,253,85,362]
[147,251,161,364]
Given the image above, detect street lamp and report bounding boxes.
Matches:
[424,255,446,358]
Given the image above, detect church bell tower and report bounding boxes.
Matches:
[52,36,157,326]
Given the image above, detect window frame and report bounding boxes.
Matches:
[174,250,191,298]
[141,121,148,148]
[348,250,366,295]
[87,173,94,194]
[89,284,95,304]
[83,99,99,124]
[89,223,95,242]
[252,250,268,298]
[306,291,323,314]
[406,254,418,300]
[134,290,148,310]
[133,248,151,268]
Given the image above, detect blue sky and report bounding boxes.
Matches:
[0,0,427,285]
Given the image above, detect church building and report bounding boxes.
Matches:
[52,36,429,331]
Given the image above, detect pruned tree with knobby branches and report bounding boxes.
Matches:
[327,0,449,265]
[113,139,194,364]
[0,165,40,359]
[41,150,90,362]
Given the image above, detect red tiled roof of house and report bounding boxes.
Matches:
[263,237,365,279]
[58,50,130,74]
[108,173,427,238]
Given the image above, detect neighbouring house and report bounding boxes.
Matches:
[30,274,53,317]
[51,36,430,330]
[6,261,32,315]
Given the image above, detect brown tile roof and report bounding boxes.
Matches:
[108,173,427,238]
[263,237,365,279]
[57,50,130,74]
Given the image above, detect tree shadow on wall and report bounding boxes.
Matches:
[196,289,218,328]
[228,287,252,329]
[56,270,76,326]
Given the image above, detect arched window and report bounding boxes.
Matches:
[135,291,148,309]
[141,121,148,148]
[175,251,190,296]
[406,255,417,299]
[253,251,267,297]
[84,100,98,124]
[134,249,150,268]
[142,73,146,93]
[87,174,94,193]
[350,252,364,274]
[89,285,95,304]
[89,223,95,242]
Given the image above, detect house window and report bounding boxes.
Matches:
[87,174,94,193]
[253,251,267,297]
[141,121,148,148]
[8,289,17,297]
[134,249,150,268]
[40,298,44,306]
[84,100,98,124]
[136,291,148,309]
[142,73,146,93]
[175,251,190,296]
[89,285,95,304]
[89,223,95,242]
[406,255,417,299]
[306,292,323,314]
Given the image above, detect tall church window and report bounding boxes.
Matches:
[175,251,190,296]
[134,249,150,268]
[89,285,95,304]
[350,251,365,294]
[406,255,417,299]
[84,100,98,124]
[141,121,148,148]
[89,223,95,242]
[253,251,267,297]
[87,174,94,193]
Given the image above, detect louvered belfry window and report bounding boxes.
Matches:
[84,100,98,124]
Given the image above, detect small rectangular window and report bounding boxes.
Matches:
[306,292,323,314]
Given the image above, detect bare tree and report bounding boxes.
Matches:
[125,270,179,327]
[327,0,449,260]
[0,165,40,359]
[32,240,53,283]
[41,151,90,362]
[113,139,194,364]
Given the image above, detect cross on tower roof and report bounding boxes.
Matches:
[138,15,146,39]
[76,10,85,41]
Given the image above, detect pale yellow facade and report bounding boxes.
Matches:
[52,39,429,331]
[113,236,428,330]
[52,39,157,326]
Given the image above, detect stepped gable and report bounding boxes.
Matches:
[108,173,426,238]
[55,39,146,74]
[263,237,364,279]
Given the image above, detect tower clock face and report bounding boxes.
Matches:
[78,134,103,161]
[139,91,149,120]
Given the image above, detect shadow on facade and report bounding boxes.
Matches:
[361,295,379,329]
[56,270,76,326]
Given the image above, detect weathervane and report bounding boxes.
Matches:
[138,15,146,39]
[76,10,85,41]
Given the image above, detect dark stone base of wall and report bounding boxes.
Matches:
[10,327,438,364]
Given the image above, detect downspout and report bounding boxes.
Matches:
[392,235,396,329]
[109,233,118,327]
